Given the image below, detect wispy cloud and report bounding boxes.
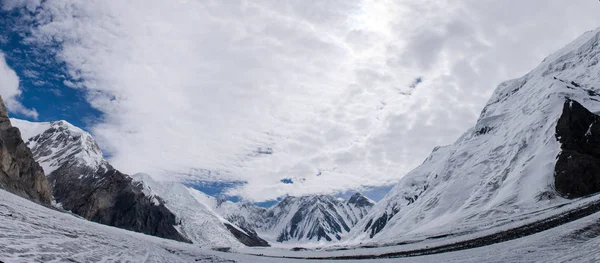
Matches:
[0,52,38,119]
[3,0,600,201]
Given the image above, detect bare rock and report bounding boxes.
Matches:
[0,95,52,205]
[555,99,600,198]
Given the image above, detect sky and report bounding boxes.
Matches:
[0,0,599,203]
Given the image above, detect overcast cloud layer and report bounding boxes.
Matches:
[2,0,600,201]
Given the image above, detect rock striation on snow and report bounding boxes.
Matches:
[270,194,374,242]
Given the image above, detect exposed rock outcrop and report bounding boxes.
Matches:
[348,192,375,210]
[0,95,52,205]
[12,118,189,243]
[224,223,270,247]
[222,213,270,247]
[555,99,600,198]
[49,163,189,242]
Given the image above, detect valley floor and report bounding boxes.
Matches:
[2,189,600,263]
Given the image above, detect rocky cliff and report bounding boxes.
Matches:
[0,95,52,205]
[555,99,600,198]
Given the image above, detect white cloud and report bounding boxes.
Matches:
[3,0,600,201]
[0,52,38,119]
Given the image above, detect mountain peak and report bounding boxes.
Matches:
[10,118,189,242]
[348,192,374,208]
[10,118,107,175]
[241,193,375,243]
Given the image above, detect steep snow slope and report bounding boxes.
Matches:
[350,27,600,244]
[131,173,268,247]
[200,194,271,242]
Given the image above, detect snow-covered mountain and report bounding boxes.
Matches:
[220,193,374,244]
[349,27,600,245]
[11,119,107,176]
[199,192,374,245]
[10,119,186,242]
[131,173,269,247]
[263,194,373,243]
[10,118,272,247]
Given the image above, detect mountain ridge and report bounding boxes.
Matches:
[348,26,600,245]
[10,118,189,242]
[213,193,375,244]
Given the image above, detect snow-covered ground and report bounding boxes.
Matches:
[2,187,600,263]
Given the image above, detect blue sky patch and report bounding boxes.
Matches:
[185,180,246,202]
[0,7,102,130]
[280,178,293,184]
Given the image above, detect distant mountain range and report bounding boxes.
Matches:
[211,193,374,244]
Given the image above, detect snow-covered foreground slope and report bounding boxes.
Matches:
[349,27,600,245]
[3,187,600,263]
[0,188,266,262]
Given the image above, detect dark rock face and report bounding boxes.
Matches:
[348,193,374,208]
[0,96,52,205]
[49,162,190,242]
[362,201,401,238]
[224,223,270,247]
[555,99,600,198]
[369,213,389,238]
[216,201,271,246]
